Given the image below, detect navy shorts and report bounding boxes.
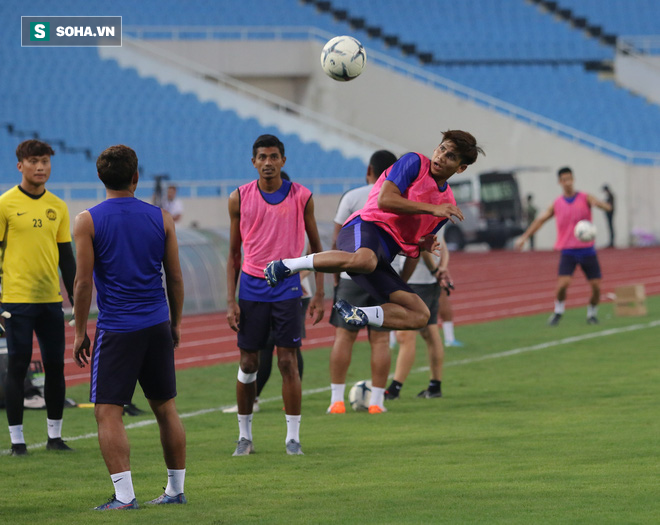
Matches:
[330,278,390,332]
[90,321,176,405]
[409,283,441,326]
[335,220,414,303]
[238,297,303,351]
[2,303,65,363]
[558,252,602,280]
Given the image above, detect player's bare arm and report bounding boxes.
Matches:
[72,211,94,367]
[400,256,419,283]
[226,189,243,333]
[162,210,184,348]
[303,195,325,325]
[377,181,464,223]
[330,221,343,285]
[515,203,555,250]
[587,194,613,213]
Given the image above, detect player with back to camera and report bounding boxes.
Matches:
[226,135,325,456]
[327,150,397,416]
[0,139,76,456]
[73,145,187,510]
[515,166,612,325]
[265,130,483,333]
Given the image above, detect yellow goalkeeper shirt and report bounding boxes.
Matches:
[0,185,71,303]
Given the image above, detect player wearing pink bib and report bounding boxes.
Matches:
[226,135,325,456]
[515,167,612,325]
[265,130,483,333]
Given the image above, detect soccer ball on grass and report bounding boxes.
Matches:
[320,35,367,82]
[348,380,372,411]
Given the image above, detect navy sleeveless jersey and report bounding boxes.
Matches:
[88,197,170,332]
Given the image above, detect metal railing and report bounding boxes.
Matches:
[120,29,404,158]
[123,25,660,165]
[0,178,364,201]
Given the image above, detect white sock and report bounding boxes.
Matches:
[285,414,301,443]
[237,414,253,441]
[330,383,345,404]
[111,471,135,503]
[9,424,25,445]
[165,468,186,497]
[370,387,385,409]
[554,301,565,314]
[47,418,62,439]
[587,304,598,318]
[282,254,315,274]
[360,306,384,327]
[389,331,397,349]
[442,321,455,343]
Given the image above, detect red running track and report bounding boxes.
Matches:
[62,247,660,387]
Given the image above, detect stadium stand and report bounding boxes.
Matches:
[0,0,365,193]
[2,0,659,195]
[550,0,660,39]
[317,0,660,153]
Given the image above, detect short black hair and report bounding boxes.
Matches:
[441,130,484,165]
[96,145,138,190]
[557,166,572,178]
[369,150,397,177]
[16,139,55,161]
[252,134,285,158]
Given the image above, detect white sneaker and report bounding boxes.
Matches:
[222,400,260,414]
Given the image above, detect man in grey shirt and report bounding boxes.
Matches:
[327,150,397,414]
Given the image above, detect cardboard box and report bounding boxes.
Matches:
[614,284,647,317]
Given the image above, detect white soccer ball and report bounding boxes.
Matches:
[320,35,367,82]
[348,380,372,412]
[574,220,597,242]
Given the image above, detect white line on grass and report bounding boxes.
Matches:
[5,319,659,455]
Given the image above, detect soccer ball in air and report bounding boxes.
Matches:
[320,35,367,82]
[574,220,597,242]
[348,380,372,411]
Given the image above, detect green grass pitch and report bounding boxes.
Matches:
[1,299,659,524]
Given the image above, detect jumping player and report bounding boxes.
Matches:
[515,166,612,325]
[265,130,483,331]
[226,134,325,456]
[0,139,76,456]
[73,145,187,510]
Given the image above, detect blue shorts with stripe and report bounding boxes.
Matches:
[335,218,414,304]
[89,320,176,405]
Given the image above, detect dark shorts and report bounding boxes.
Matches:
[2,303,65,363]
[90,321,176,405]
[409,282,441,326]
[558,252,602,280]
[238,297,303,351]
[335,220,414,303]
[330,278,390,332]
